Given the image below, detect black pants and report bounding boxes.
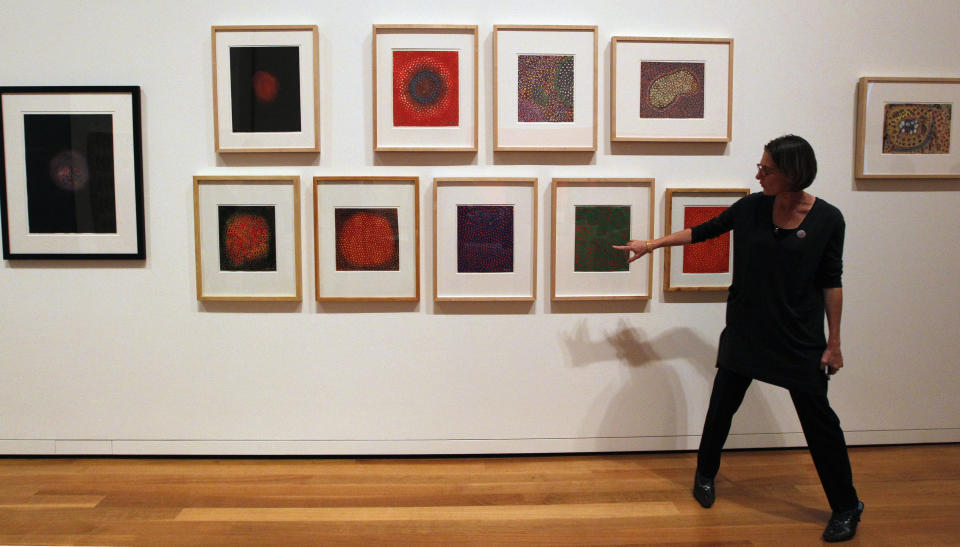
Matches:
[696,367,859,513]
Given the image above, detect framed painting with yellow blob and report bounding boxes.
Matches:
[611,37,732,142]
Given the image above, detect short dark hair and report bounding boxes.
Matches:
[764,134,817,191]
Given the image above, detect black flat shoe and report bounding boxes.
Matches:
[692,471,715,508]
[822,501,864,542]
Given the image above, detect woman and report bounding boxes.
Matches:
[615,135,863,542]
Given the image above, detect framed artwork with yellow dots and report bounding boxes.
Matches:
[856,77,960,179]
[611,37,732,143]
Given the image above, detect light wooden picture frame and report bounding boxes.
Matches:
[0,86,145,260]
[373,25,478,152]
[313,176,420,302]
[611,37,733,142]
[663,187,748,291]
[193,176,302,301]
[434,178,538,301]
[212,25,320,153]
[855,77,960,179]
[552,178,655,301]
[493,25,598,151]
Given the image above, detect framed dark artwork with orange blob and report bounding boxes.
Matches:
[314,177,419,301]
[611,37,732,142]
[856,77,960,179]
[334,208,400,271]
[434,178,537,302]
[212,25,319,153]
[374,25,477,152]
[552,179,654,301]
[494,26,597,151]
[664,188,748,291]
[194,176,302,301]
[229,46,301,133]
[218,205,277,272]
[1,86,144,259]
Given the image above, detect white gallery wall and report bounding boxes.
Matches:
[1,0,958,455]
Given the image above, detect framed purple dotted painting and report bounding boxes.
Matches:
[193,176,302,301]
[212,25,320,153]
[611,37,732,142]
[313,176,420,302]
[493,26,597,151]
[856,77,960,179]
[373,25,478,152]
[1,86,145,259]
[434,178,537,301]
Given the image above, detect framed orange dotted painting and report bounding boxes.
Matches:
[611,37,732,143]
[664,188,747,291]
[193,176,302,301]
[373,25,477,152]
[313,177,420,301]
[856,77,960,179]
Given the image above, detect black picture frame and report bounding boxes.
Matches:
[1,86,145,259]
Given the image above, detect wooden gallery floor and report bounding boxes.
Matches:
[0,444,958,546]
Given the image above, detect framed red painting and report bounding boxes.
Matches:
[664,188,748,291]
[373,25,478,152]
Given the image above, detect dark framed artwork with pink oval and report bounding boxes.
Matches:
[1,86,145,259]
[313,177,420,302]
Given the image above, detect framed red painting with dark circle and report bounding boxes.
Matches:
[392,50,459,126]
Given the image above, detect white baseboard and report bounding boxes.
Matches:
[1,429,957,456]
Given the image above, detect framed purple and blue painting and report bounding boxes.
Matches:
[434,178,537,301]
[1,86,145,259]
[493,25,597,151]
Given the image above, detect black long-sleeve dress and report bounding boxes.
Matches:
[691,192,845,395]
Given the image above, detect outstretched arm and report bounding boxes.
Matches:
[612,228,693,264]
[821,287,843,375]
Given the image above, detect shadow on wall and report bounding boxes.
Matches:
[559,320,782,451]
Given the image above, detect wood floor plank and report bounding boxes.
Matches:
[0,444,958,545]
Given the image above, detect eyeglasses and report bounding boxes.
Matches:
[756,163,779,177]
